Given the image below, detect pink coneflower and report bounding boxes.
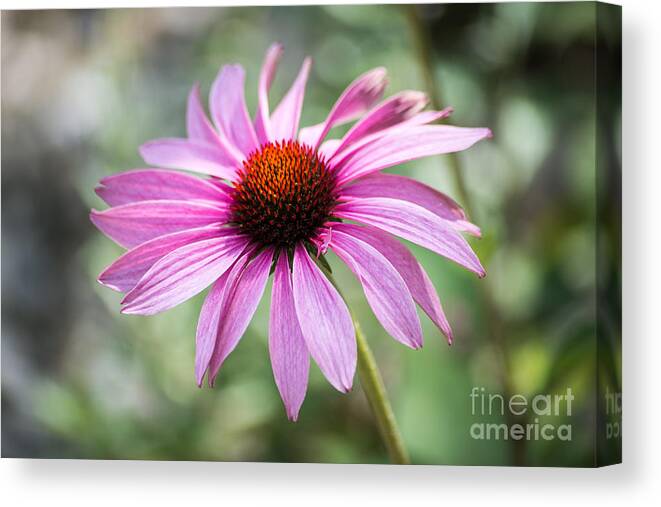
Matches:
[91,43,491,421]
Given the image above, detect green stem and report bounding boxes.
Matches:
[314,257,410,464]
[354,317,411,464]
[404,5,525,465]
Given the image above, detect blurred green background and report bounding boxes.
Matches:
[1,3,620,466]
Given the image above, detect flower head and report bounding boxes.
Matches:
[91,43,491,421]
[230,140,338,247]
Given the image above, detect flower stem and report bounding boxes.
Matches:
[313,256,410,464]
[404,5,525,465]
[354,316,411,465]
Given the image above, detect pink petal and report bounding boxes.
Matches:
[334,223,453,342]
[254,43,284,145]
[330,230,422,349]
[98,225,223,293]
[271,57,312,142]
[329,107,453,165]
[186,83,220,146]
[269,253,310,421]
[318,139,341,159]
[90,199,229,249]
[206,248,274,386]
[298,67,387,149]
[328,90,427,158]
[340,173,480,237]
[195,268,232,386]
[334,197,485,277]
[186,83,245,164]
[292,243,356,392]
[121,234,248,315]
[95,169,229,207]
[336,124,493,185]
[90,201,228,248]
[139,138,238,180]
[209,64,259,157]
[297,123,325,149]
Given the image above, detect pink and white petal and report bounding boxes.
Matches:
[269,253,310,421]
[98,225,224,293]
[334,197,485,277]
[254,43,284,145]
[340,173,480,237]
[270,57,312,142]
[329,91,427,158]
[330,107,453,165]
[187,83,246,164]
[195,268,233,386]
[333,223,453,342]
[209,64,259,157]
[298,123,325,147]
[335,125,493,185]
[90,199,229,249]
[206,248,274,386]
[95,169,229,207]
[318,139,341,159]
[120,234,248,315]
[292,244,356,393]
[298,67,387,149]
[330,230,422,349]
[198,253,249,385]
[186,83,220,145]
[139,138,238,180]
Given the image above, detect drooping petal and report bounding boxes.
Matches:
[195,268,233,386]
[340,173,480,237]
[298,67,387,149]
[90,199,229,249]
[95,169,229,207]
[292,244,355,392]
[269,253,310,421]
[209,64,259,157]
[333,223,453,342]
[139,138,238,180]
[334,197,485,277]
[330,230,423,349]
[206,248,274,385]
[270,57,312,142]
[254,43,284,145]
[335,124,493,185]
[328,90,427,158]
[120,234,248,315]
[98,225,223,293]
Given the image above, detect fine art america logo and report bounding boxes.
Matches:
[470,387,574,441]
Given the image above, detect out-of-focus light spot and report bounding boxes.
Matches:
[438,65,486,123]
[488,245,542,320]
[46,70,117,145]
[316,35,363,87]
[557,226,596,290]
[468,2,539,68]
[499,96,551,187]
[511,341,551,395]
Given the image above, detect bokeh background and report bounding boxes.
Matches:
[1,3,621,466]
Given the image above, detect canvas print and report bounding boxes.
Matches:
[1,2,621,466]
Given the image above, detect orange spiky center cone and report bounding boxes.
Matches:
[230,140,338,248]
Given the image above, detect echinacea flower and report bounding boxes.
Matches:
[91,43,491,421]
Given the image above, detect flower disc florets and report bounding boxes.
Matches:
[230,140,338,248]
